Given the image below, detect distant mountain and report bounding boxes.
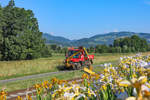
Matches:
[42,32,150,47]
[42,33,72,46]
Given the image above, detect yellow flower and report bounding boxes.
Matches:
[49,83,52,89]
[95,74,100,80]
[34,84,41,89]
[120,88,125,93]
[102,84,107,90]
[51,77,58,84]
[27,95,32,100]
[138,76,147,84]
[132,73,137,78]
[82,73,88,79]
[143,90,150,98]
[104,68,108,73]
[118,80,131,87]
[16,96,22,100]
[42,81,49,89]
[0,90,7,100]
[72,80,77,84]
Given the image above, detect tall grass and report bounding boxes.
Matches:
[0,55,64,80]
[0,52,149,80]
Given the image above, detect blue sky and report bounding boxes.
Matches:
[1,0,150,39]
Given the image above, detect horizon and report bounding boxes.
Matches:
[1,0,150,39]
[45,31,150,40]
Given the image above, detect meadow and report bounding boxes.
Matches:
[0,53,137,80]
[0,52,150,92]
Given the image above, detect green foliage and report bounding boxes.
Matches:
[95,45,109,53]
[0,5,4,60]
[113,35,149,53]
[90,35,149,53]
[41,45,52,57]
[0,0,51,60]
[49,44,67,53]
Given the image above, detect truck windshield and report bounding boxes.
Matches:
[68,50,80,58]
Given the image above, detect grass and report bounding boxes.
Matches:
[0,54,65,80]
[0,70,83,92]
[0,52,150,80]
[0,65,106,92]
[0,52,150,92]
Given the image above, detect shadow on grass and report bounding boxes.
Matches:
[56,65,73,71]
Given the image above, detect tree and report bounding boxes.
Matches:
[89,46,95,53]
[95,44,109,53]
[50,44,57,51]
[122,45,128,53]
[113,35,149,53]
[8,0,15,7]
[41,45,52,57]
[0,5,3,60]
[0,0,48,60]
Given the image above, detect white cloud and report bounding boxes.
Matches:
[113,29,119,32]
[50,32,54,35]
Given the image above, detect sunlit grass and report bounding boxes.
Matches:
[0,52,149,80]
[0,70,83,92]
[0,55,64,80]
[0,52,150,92]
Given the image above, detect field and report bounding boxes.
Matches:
[0,52,150,92]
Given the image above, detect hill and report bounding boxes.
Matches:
[42,33,72,46]
[42,32,150,47]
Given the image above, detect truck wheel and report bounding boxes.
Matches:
[90,60,93,64]
[76,63,81,70]
[72,65,76,70]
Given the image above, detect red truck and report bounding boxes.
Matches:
[65,47,94,69]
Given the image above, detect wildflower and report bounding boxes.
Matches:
[64,92,74,99]
[118,80,131,87]
[51,77,58,84]
[0,90,7,100]
[49,83,52,89]
[27,95,32,100]
[34,84,41,89]
[101,84,107,90]
[42,80,49,89]
[16,96,22,100]
[72,80,77,84]
[82,73,88,79]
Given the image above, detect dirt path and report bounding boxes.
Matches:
[0,70,74,84]
[0,65,103,84]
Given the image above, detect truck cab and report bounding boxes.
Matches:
[65,47,94,69]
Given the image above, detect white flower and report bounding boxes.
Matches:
[75,94,86,100]
[133,88,137,97]
[141,84,150,92]
[64,92,74,98]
